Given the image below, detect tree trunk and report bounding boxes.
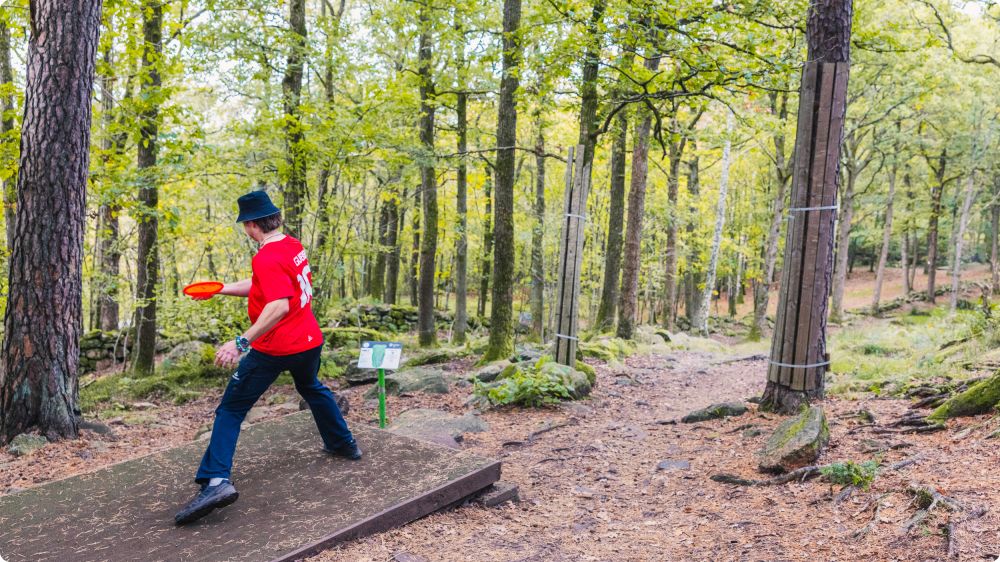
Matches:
[0,17,15,245]
[133,0,163,376]
[696,111,734,334]
[576,0,605,191]
[763,0,852,414]
[410,197,420,307]
[829,163,856,323]
[371,200,388,300]
[477,165,493,317]
[281,0,308,239]
[482,0,521,361]
[417,11,438,347]
[751,93,791,340]
[872,151,898,314]
[662,126,685,327]
[950,174,978,313]
[385,186,401,305]
[927,150,947,303]
[96,34,124,332]
[595,111,628,332]
[684,147,703,325]
[0,0,101,444]
[992,175,1000,294]
[453,80,469,343]
[530,113,546,341]
[616,52,660,340]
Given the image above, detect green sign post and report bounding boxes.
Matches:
[372,344,387,428]
[358,341,402,429]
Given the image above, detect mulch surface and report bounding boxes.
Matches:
[3,347,998,561]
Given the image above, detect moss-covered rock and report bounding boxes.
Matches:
[577,337,636,363]
[321,326,385,348]
[758,405,829,474]
[8,433,48,457]
[364,366,451,398]
[405,347,468,367]
[681,402,747,423]
[575,361,597,386]
[928,374,1000,422]
[471,360,512,383]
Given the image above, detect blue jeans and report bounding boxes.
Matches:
[195,345,354,484]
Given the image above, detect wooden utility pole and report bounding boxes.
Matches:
[554,145,589,365]
[763,0,853,414]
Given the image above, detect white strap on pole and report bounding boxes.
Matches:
[786,204,838,219]
[554,333,579,341]
[566,213,586,221]
[768,359,831,369]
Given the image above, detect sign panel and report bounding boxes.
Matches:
[358,341,403,370]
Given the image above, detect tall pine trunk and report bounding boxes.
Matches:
[0,0,102,443]
[133,0,163,376]
[926,150,947,303]
[417,10,438,347]
[477,165,493,317]
[482,0,522,361]
[0,17,15,245]
[281,0,308,239]
[662,127,685,326]
[453,80,469,343]
[695,111,734,334]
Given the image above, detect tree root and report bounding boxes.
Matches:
[502,419,577,447]
[902,482,964,534]
[851,493,891,538]
[711,465,821,487]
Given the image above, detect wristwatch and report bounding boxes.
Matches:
[235,335,250,353]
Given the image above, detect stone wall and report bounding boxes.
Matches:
[332,304,487,334]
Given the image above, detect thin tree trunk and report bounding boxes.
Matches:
[482,0,522,361]
[385,185,401,305]
[830,164,856,323]
[0,0,101,443]
[477,165,493,317]
[417,9,438,347]
[872,153,898,313]
[992,175,1000,294]
[662,124,684,327]
[371,200,388,300]
[951,173,978,313]
[0,17,15,245]
[595,111,628,332]
[453,69,469,343]
[410,197,420,307]
[927,150,948,303]
[696,111,734,334]
[530,112,546,341]
[616,51,660,340]
[133,0,163,376]
[281,0,308,239]
[684,146,702,325]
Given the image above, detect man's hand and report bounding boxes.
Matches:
[215,340,241,368]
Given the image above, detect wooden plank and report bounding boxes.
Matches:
[0,415,501,562]
[806,62,850,391]
[776,62,820,386]
[554,146,575,364]
[791,63,836,391]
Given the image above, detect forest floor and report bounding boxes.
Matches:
[3,268,1000,561]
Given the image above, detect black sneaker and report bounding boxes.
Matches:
[324,439,362,460]
[174,480,239,526]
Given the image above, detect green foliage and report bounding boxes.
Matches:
[472,354,590,408]
[577,337,636,363]
[820,460,879,490]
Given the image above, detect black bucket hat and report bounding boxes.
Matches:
[235,191,280,223]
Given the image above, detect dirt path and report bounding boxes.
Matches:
[315,349,999,562]
[3,342,998,561]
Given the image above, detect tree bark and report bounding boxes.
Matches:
[133,0,163,376]
[417,9,438,347]
[662,125,685,327]
[696,111,734,334]
[0,0,102,443]
[482,0,521,361]
[684,146,703,325]
[531,112,546,341]
[385,185,402,305]
[281,0,308,239]
[992,175,1000,294]
[762,0,852,414]
[595,111,628,332]
[410,196,420,306]
[616,52,660,340]
[829,158,856,323]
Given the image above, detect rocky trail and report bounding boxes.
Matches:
[3,340,999,561]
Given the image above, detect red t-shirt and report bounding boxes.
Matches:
[248,236,323,355]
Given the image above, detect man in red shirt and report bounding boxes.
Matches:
[175,191,360,526]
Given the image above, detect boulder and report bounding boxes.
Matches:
[758,405,829,474]
[345,364,378,385]
[365,367,451,398]
[680,402,748,423]
[928,374,1000,422]
[8,434,48,457]
[386,408,488,450]
[471,360,511,383]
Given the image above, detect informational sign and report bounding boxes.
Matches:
[358,341,403,370]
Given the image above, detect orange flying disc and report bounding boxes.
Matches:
[183,281,224,298]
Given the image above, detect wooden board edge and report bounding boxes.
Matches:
[273,460,502,562]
